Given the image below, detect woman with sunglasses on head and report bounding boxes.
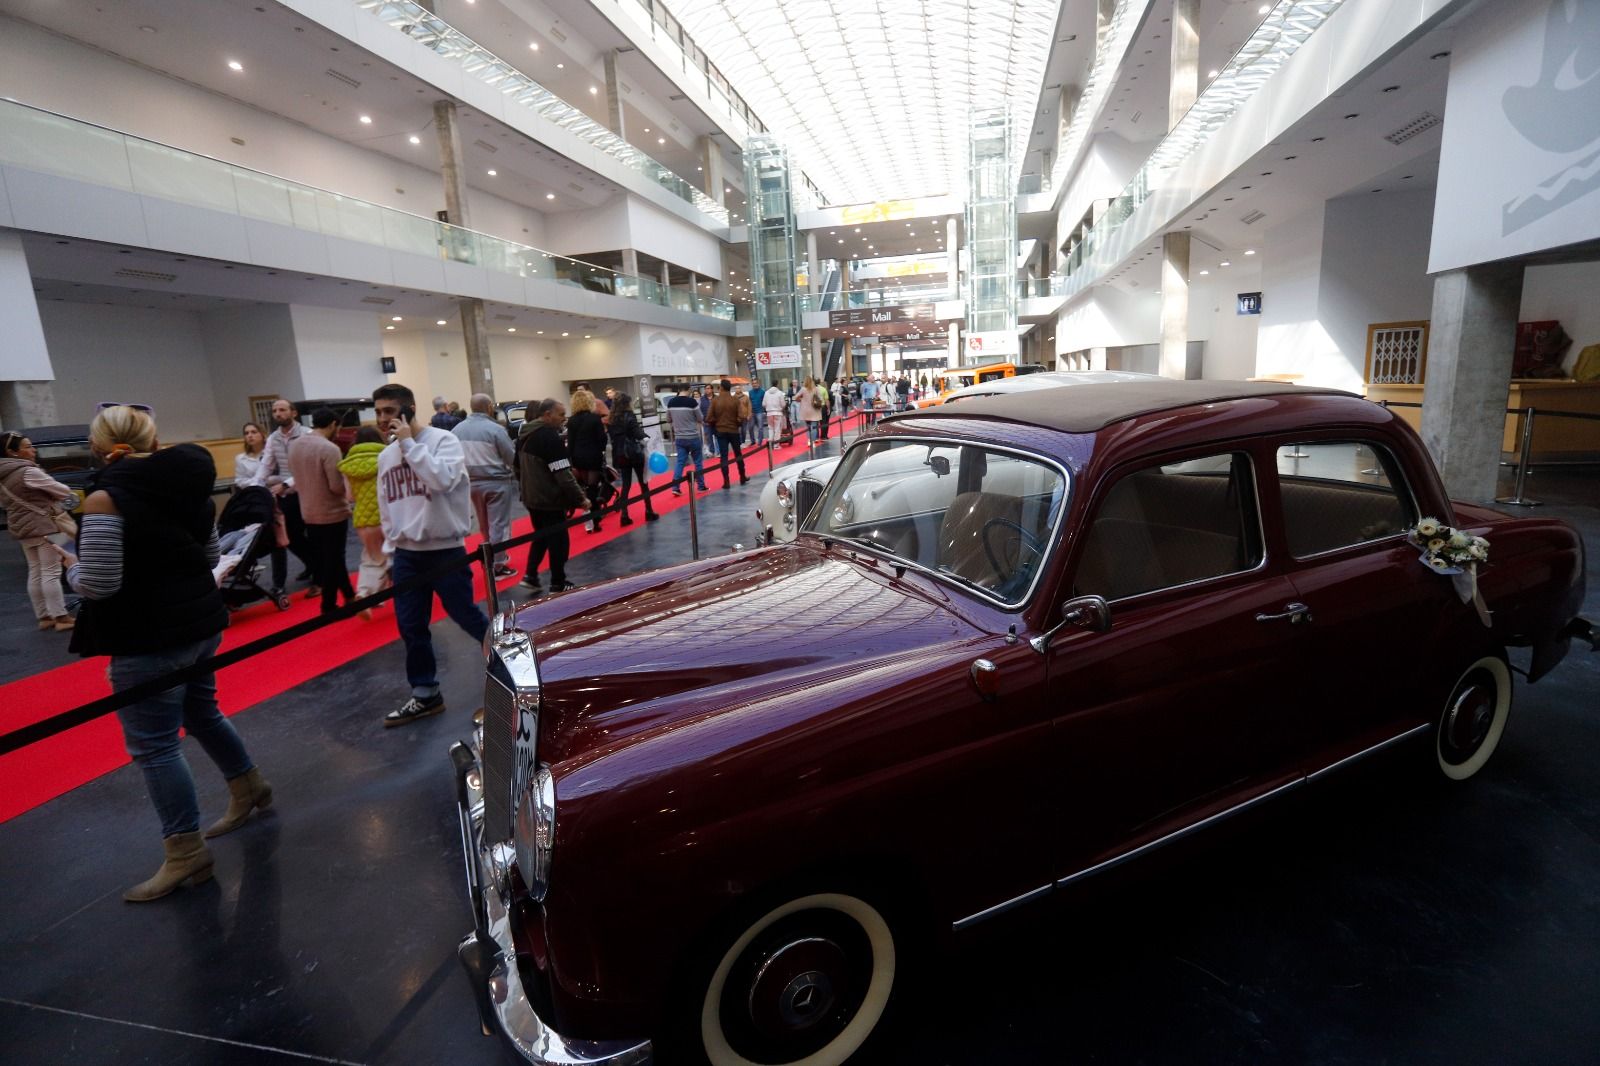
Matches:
[59,405,272,902]
[0,431,77,632]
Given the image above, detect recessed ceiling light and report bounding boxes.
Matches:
[139,25,157,32]
[359,115,372,124]
[227,60,244,72]
[1220,260,1231,267]
[529,42,539,51]
[585,334,592,339]
[589,86,599,95]
[555,62,564,69]
[545,192,555,200]
[1258,3,1271,13]
[1244,249,1256,255]
[487,169,497,176]
[391,315,402,321]
[436,319,447,325]
[408,134,421,145]
[1199,269,1209,275]
[507,327,516,332]
[657,137,665,144]
[385,325,395,330]
[1208,69,1219,78]
[536,330,544,334]
[561,331,570,337]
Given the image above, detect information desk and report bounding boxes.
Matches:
[1365,380,1600,460]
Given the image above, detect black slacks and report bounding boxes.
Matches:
[305,519,355,613]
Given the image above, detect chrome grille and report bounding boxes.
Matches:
[795,477,824,524]
[481,665,516,842]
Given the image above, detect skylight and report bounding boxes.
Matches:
[667,0,1059,204]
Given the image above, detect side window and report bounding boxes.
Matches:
[1276,441,1416,557]
[1074,452,1262,601]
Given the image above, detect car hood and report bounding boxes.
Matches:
[514,544,988,765]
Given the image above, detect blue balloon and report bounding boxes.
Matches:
[648,450,669,474]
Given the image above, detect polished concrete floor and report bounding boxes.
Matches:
[1,456,1596,1065]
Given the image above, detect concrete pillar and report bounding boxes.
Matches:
[1420,264,1525,502]
[1169,0,1199,131]
[1056,84,1080,156]
[1160,231,1191,380]
[811,332,823,377]
[661,259,672,303]
[434,100,494,400]
[603,52,627,138]
[701,137,725,206]
[1096,0,1117,48]
[806,232,819,294]
[947,323,961,368]
[946,216,959,293]
[620,248,639,278]
[0,382,57,430]
[1089,346,1108,371]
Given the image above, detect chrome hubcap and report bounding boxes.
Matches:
[1442,679,1495,762]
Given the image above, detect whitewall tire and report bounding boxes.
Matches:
[700,892,897,1066]
[1435,655,1512,781]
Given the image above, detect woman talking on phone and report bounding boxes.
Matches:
[61,405,272,902]
[0,431,77,632]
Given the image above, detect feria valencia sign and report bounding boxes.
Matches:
[754,345,803,369]
[966,330,1018,358]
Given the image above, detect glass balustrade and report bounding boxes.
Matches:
[0,99,735,322]
[355,0,731,226]
[796,287,953,313]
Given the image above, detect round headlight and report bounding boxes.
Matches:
[775,480,793,507]
[832,490,854,526]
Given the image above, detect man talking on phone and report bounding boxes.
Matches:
[372,383,488,727]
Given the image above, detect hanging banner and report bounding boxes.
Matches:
[966,330,1018,358]
[828,305,936,328]
[754,345,803,369]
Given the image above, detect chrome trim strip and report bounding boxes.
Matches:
[1305,723,1431,783]
[951,884,1053,932]
[1055,778,1305,890]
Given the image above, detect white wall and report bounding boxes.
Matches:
[626,198,724,279]
[382,329,566,406]
[0,16,549,251]
[543,201,634,259]
[290,306,387,399]
[1191,260,1263,381]
[1319,189,1436,385]
[489,335,566,402]
[1055,284,1160,354]
[38,302,224,441]
[201,305,303,431]
[1255,205,1344,386]
[1520,261,1600,371]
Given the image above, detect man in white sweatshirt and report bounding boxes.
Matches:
[372,383,489,727]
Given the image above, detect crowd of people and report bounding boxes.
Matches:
[0,372,929,901]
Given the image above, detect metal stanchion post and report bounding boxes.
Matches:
[478,541,500,619]
[1495,407,1542,506]
[687,480,701,559]
[767,440,775,480]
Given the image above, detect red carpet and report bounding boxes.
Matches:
[0,420,858,823]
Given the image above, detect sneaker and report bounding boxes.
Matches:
[645,512,660,522]
[384,694,445,728]
[550,580,578,593]
[671,487,682,497]
[696,482,710,493]
[493,563,518,579]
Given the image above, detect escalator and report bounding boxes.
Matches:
[819,265,846,380]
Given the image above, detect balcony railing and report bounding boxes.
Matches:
[797,287,953,313]
[0,99,734,322]
[356,0,730,226]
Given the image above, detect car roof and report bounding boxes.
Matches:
[890,380,1355,434]
[944,370,1156,401]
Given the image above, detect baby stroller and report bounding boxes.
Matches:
[216,486,291,612]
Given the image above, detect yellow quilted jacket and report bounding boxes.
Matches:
[337,441,384,528]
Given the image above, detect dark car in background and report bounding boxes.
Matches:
[291,399,375,453]
[0,424,96,532]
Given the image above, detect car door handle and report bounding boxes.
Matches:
[1256,602,1313,624]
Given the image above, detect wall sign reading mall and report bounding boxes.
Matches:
[828,304,937,329]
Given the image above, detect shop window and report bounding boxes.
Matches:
[1276,441,1415,557]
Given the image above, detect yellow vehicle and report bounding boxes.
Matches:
[916,363,1045,407]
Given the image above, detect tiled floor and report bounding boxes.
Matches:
[0,458,1595,1065]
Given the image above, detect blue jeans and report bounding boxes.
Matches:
[673,439,708,488]
[112,633,251,838]
[392,546,490,698]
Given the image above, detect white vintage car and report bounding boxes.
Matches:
[757,371,1155,542]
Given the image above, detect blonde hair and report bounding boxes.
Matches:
[805,377,816,389]
[569,389,596,415]
[90,405,157,456]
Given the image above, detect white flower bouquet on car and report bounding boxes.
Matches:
[1408,517,1491,625]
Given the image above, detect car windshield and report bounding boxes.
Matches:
[33,439,97,481]
[802,438,1068,604]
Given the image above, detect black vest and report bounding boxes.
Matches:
[71,445,228,658]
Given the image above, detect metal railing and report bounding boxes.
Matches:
[0,99,735,322]
[1377,400,1600,507]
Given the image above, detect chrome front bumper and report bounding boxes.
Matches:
[450,741,652,1066]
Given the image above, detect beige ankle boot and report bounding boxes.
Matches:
[204,767,274,838]
[124,831,213,902]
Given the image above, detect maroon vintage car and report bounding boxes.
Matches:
[451,380,1591,1066]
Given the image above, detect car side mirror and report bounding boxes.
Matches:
[1030,594,1112,654]
[928,455,950,477]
